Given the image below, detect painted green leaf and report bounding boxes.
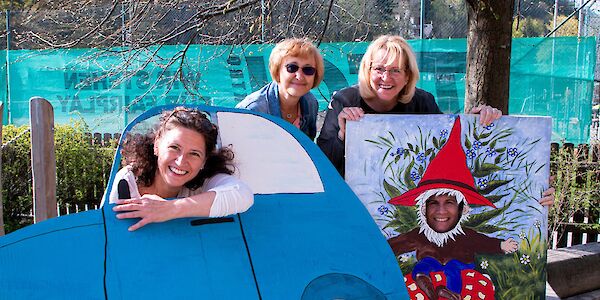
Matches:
[465,136,472,149]
[494,153,503,164]
[472,163,503,177]
[480,131,492,139]
[383,206,418,234]
[463,204,510,228]
[383,179,401,198]
[403,160,416,189]
[379,136,394,147]
[466,224,508,234]
[407,143,414,151]
[433,136,439,149]
[486,193,509,203]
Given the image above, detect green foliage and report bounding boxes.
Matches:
[548,145,600,246]
[479,226,546,299]
[1,125,33,233]
[429,0,467,38]
[513,12,578,38]
[2,121,117,233]
[396,254,417,276]
[513,17,547,38]
[382,205,418,234]
[0,0,36,10]
[546,15,579,37]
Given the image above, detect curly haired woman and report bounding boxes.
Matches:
[107,107,254,231]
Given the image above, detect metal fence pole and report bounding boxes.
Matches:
[0,102,4,236]
[30,97,57,223]
[261,0,265,42]
[419,0,424,39]
[5,10,11,124]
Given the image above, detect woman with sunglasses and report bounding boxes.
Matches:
[108,107,254,231]
[317,35,502,178]
[236,38,324,140]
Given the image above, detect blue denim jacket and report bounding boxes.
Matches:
[235,81,318,140]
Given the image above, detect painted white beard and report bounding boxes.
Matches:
[416,188,471,247]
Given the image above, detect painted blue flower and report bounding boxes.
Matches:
[477,178,488,189]
[390,147,406,157]
[508,147,519,157]
[439,129,448,139]
[410,171,421,181]
[485,147,497,157]
[484,122,495,130]
[378,205,390,215]
[416,152,425,162]
[466,149,476,159]
[472,140,483,150]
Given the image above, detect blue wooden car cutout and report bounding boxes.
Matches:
[0,104,409,299]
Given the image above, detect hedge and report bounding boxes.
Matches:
[2,121,117,233]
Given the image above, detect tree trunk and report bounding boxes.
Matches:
[464,0,515,114]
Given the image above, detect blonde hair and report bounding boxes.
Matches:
[268,38,324,89]
[358,35,420,103]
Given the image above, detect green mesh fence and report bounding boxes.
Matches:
[0,37,595,143]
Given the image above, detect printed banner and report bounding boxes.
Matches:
[1,37,595,143]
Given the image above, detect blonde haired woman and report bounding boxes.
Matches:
[236,38,325,140]
[317,35,501,177]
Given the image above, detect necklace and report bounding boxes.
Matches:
[281,102,299,121]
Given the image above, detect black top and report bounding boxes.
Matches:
[316,85,442,177]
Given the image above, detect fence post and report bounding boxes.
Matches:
[30,97,57,223]
[0,102,4,236]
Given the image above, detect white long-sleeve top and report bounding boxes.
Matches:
[105,166,254,217]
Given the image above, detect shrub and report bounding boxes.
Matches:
[2,121,117,233]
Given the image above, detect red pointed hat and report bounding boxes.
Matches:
[388,117,495,208]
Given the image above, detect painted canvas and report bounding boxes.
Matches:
[346,114,551,300]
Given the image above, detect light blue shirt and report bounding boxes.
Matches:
[236,81,319,140]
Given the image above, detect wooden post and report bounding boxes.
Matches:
[0,102,4,236]
[30,97,57,223]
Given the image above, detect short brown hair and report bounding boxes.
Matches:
[358,35,420,103]
[269,38,324,88]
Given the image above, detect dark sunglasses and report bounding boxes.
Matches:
[285,63,317,76]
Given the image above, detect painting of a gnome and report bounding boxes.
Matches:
[345,114,551,300]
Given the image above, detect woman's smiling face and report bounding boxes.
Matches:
[277,55,316,100]
[368,49,409,104]
[425,194,462,233]
[154,126,207,193]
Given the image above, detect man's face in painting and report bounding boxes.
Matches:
[425,194,463,233]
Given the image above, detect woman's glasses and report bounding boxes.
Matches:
[285,63,317,76]
[371,65,406,77]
